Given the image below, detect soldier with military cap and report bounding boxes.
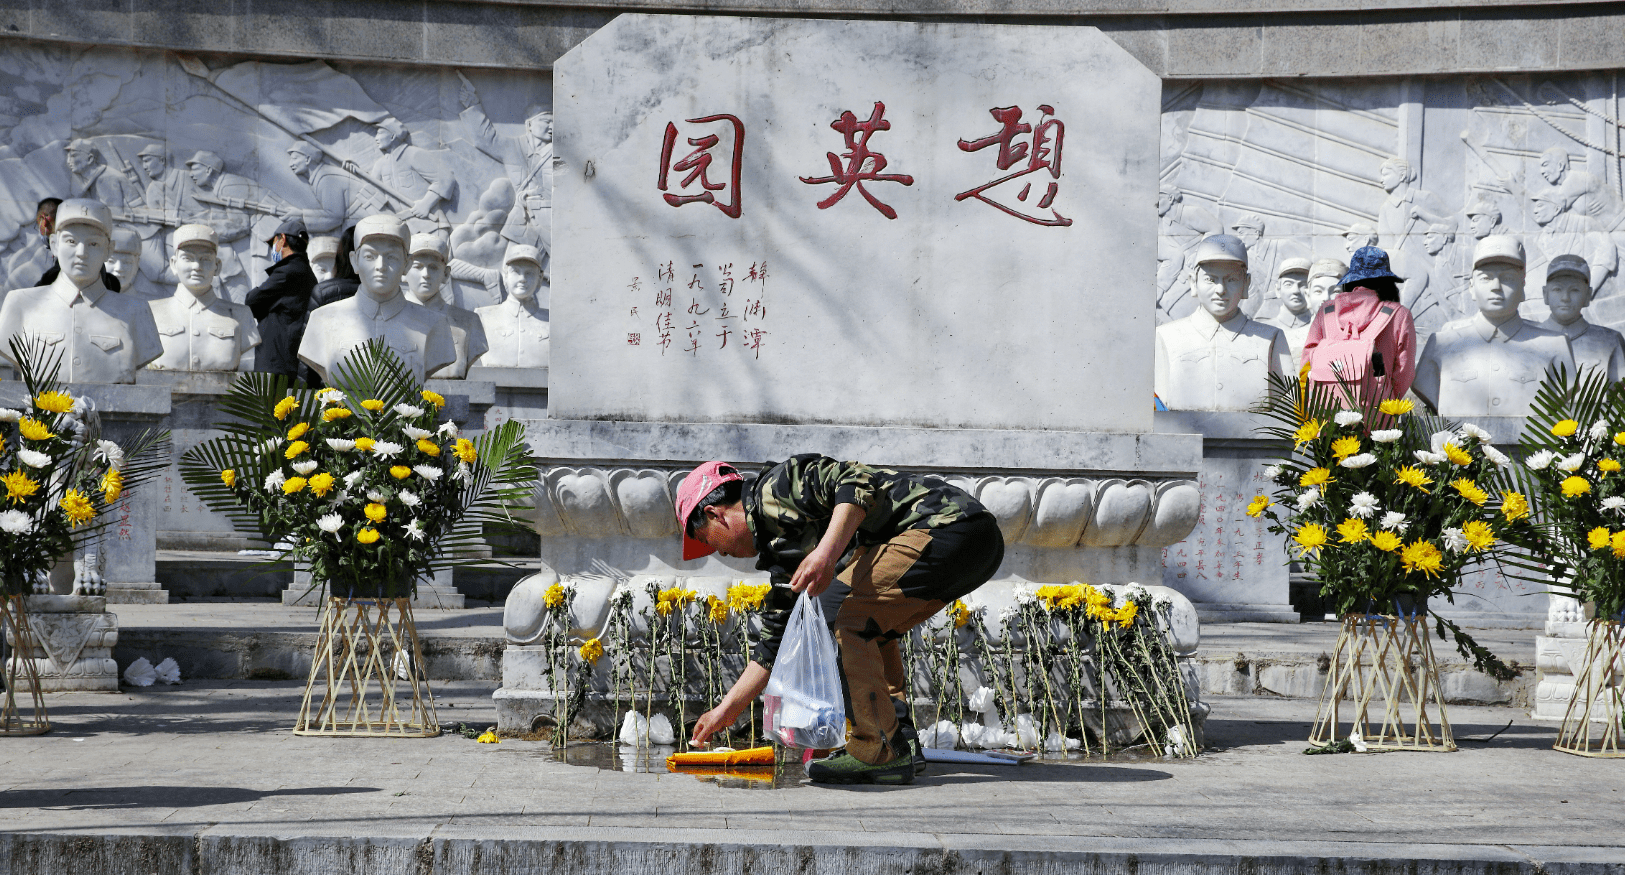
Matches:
[0,199,162,383]
[1539,253,1625,381]
[147,224,261,372]
[1263,256,1314,364]
[472,243,551,369]
[405,233,487,378]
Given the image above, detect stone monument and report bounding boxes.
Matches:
[1539,254,1625,381]
[407,233,488,379]
[470,245,549,371]
[146,224,262,372]
[1154,235,1292,412]
[1414,236,1575,417]
[104,227,143,295]
[299,214,456,383]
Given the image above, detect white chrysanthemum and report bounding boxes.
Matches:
[1442,527,1467,552]
[1460,423,1493,442]
[369,440,404,459]
[326,438,355,452]
[1264,464,1284,480]
[1592,420,1611,441]
[264,470,287,493]
[0,408,21,423]
[1296,488,1321,510]
[438,421,459,438]
[1430,430,1462,454]
[1604,497,1625,513]
[405,519,426,541]
[1340,453,1377,469]
[1482,445,1511,467]
[1370,429,1403,443]
[17,449,50,468]
[259,437,284,455]
[292,460,318,475]
[0,509,33,534]
[317,513,344,534]
[1526,450,1557,471]
[1557,452,1587,473]
[366,488,387,503]
[70,396,89,417]
[413,464,443,481]
[318,388,345,405]
[1349,492,1379,518]
[94,439,125,471]
[393,403,425,418]
[1414,450,1446,466]
[1013,584,1037,606]
[455,461,474,482]
[398,490,421,508]
[1380,511,1408,533]
[344,471,364,488]
[402,426,433,441]
[1335,411,1363,427]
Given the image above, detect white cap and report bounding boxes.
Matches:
[353,214,410,251]
[1547,254,1590,280]
[110,227,141,254]
[409,233,449,261]
[54,199,112,237]
[1473,235,1525,269]
[1276,257,1311,277]
[1193,234,1247,269]
[308,236,340,260]
[172,223,218,254]
[504,243,544,268]
[1309,258,1347,282]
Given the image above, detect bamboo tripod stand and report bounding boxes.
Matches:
[1,595,49,736]
[1309,612,1455,751]
[1553,620,1624,757]
[294,597,440,737]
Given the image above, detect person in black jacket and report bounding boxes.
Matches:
[309,225,359,309]
[246,217,317,379]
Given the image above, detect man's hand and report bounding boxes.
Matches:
[789,544,837,596]
[690,704,736,747]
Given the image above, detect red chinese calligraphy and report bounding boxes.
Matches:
[799,102,914,220]
[658,115,744,219]
[956,104,1071,227]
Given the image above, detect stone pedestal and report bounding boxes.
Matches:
[467,367,548,431]
[7,595,120,692]
[282,567,465,610]
[1533,593,1591,723]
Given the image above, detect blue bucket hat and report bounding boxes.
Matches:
[1339,246,1403,286]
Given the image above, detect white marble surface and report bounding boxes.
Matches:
[551,14,1159,432]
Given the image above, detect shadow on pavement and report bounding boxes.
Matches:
[818,764,1174,790]
[0,785,379,809]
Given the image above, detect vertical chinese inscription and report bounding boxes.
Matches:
[799,102,914,219]
[629,259,769,359]
[956,104,1072,227]
[657,114,744,218]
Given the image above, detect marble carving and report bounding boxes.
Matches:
[407,232,488,378]
[1540,254,1625,380]
[469,245,550,369]
[146,223,261,372]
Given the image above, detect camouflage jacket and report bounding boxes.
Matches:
[745,453,988,668]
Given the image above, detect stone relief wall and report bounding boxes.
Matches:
[0,44,552,314]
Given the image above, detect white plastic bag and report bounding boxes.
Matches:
[761,591,846,749]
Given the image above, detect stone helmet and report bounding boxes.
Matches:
[1276,257,1311,278]
[1547,254,1589,281]
[354,214,411,251]
[172,223,219,255]
[409,233,450,263]
[1473,235,1525,269]
[1192,234,1247,269]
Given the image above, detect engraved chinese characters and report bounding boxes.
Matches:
[627,260,768,359]
[147,223,261,372]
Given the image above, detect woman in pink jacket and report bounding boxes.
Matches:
[1301,246,1418,406]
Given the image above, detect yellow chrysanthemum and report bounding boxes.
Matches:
[1336,518,1369,544]
[1461,520,1495,552]
[1615,431,1625,446]
[361,399,385,412]
[1400,540,1444,577]
[282,476,308,495]
[1378,398,1413,416]
[1293,523,1329,556]
[354,437,376,452]
[1612,531,1625,560]
[390,465,412,480]
[59,489,94,526]
[308,472,336,497]
[1589,527,1611,550]
[416,439,440,457]
[543,582,568,609]
[655,587,697,616]
[286,422,310,440]
[356,527,380,544]
[578,637,604,664]
[947,600,972,629]
[421,389,446,409]
[101,468,123,503]
[1330,436,1362,460]
[323,407,353,422]
[1115,600,1138,629]
[2,470,40,504]
[18,417,54,441]
[33,391,73,414]
[727,582,771,613]
[1443,443,1472,466]
[1601,459,1623,475]
[1293,419,1324,447]
[706,594,729,624]
[364,502,387,522]
[1451,478,1488,505]
[1562,476,1592,498]
[1369,530,1403,552]
[221,469,236,488]
[1500,491,1530,522]
[273,396,299,420]
[1299,467,1333,488]
[1553,419,1580,437]
[1245,495,1271,518]
[454,438,478,464]
[284,440,309,459]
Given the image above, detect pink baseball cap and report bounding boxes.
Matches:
[675,461,744,560]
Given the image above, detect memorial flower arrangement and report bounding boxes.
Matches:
[178,340,536,599]
[0,338,167,596]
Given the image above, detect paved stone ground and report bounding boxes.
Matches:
[2,682,1622,874]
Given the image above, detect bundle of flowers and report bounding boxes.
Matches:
[178,340,535,599]
[0,339,167,596]
[1517,367,1625,620]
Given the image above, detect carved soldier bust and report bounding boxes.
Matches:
[104,227,142,291]
[1263,256,1312,364]
[1305,258,1346,316]
[1154,234,1292,411]
[406,233,488,379]
[308,236,340,283]
[0,199,162,383]
[1539,254,1625,381]
[300,215,455,383]
[146,224,261,372]
[1414,236,1574,416]
[473,244,551,369]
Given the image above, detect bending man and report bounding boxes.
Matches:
[681,455,1004,785]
